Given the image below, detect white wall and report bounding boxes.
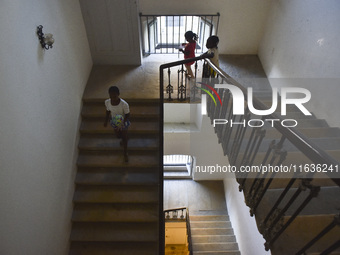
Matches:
[80,0,141,65]
[224,177,270,255]
[164,103,231,179]
[164,109,268,253]
[139,0,271,54]
[259,0,340,126]
[0,1,92,254]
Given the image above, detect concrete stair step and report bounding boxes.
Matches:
[192,235,236,243]
[190,215,230,222]
[71,203,158,222]
[193,242,239,251]
[253,118,328,128]
[78,135,158,151]
[190,210,229,216]
[260,100,309,112]
[242,176,339,192]
[269,214,340,255]
[82,102,160,118]
[190,221,232,229]
[77,153,158,168]
[164,172,191,179]
[235,150,340,186]
[70,222,158,242]
[69,241,158,255]
[165,244,189,255]
[164,165,189,172]
[227,127,340,140]
[273,111,315,120]
[235,150,340,172]
[219,99,301,113]
[255,186,340,220]
[73,185,158,203]
[75,171,158,185]
[83,98,160,105]
[191,228,235,236]
[80,119,159,134]
[237,137,340,153]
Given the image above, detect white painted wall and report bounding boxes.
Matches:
[164,103,201,156]
[190,115,232,180]
[80,0,141,65]
[224,177,270,255]
[259,0,340,126]
[164,103,194,123]
[0,1,92,254]
[164,109,268,253]
[139,0,271,54]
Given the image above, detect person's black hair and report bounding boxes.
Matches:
[108,86,120,94]
[185,31,198,41]
[207,35,219,47]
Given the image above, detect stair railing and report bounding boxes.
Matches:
[162,55,212,101]
[160,58,340,254]
[164,207,193,255]
[202,58,340,253]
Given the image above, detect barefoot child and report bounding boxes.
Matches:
[104,86,130,162]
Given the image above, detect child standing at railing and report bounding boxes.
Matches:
[206,35,219,67]
[179,31,198,78]
[203,35,220,77]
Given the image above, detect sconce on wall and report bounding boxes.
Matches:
[37,25,54,50]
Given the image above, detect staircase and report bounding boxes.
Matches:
[212,95,340,254]
[160,56,340,254]
[69,98,162,255]
[190,211,240,255]
[246,99,340,254]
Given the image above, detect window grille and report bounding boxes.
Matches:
[140,13,220,55]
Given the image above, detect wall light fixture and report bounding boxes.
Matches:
[37,25,54,50]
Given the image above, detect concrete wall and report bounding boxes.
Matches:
[224,177,270,255]
[259,0,340,126]
[164,104,268,254]
[139,0,271,54]
[0,1,92,254]
[80,0,141,65]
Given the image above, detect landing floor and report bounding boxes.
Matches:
[83,54,268,100]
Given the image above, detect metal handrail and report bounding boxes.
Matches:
[164,207,188,213]
[160,54,213,70]
[203,58,340,186]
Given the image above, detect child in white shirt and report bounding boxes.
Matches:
[104,86,130,162]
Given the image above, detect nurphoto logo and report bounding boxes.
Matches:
[198,83,312,128]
